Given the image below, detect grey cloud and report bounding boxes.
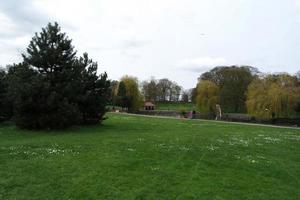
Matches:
[0,0,49,37]
[117,39,150,60]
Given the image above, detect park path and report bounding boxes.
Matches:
[111,112,300,130]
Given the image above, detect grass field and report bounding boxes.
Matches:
[156,102,196,111]
[0,113,299,199]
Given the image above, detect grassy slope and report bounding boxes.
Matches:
[0,113,299,200]
[156,102,196,111]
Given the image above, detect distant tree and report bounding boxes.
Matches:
[246,74,300,119]
[170,82,182,102]
[120,76,143,112]
[196,80,219,113]
[142,77,158,101]
[181,90,190,103]
[109,80,119,106]
[142,77,183,102]
[157,78,172,101]
[191,87,197,104]
[117,81,129,110]
[296,71,300,82]
[10,22,110,129]
[200,66,255,113]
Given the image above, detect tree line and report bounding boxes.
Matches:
[108,77,186,111]
[194,66,300,119]
[1,22,299,130]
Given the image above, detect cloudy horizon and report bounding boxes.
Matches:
[0,0,300,88]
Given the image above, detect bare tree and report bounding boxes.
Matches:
[141,77,158,101]
[170,82,182,102]
[157,78,172,101]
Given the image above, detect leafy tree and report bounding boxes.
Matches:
[10,22,110,129]
[120,75,143,112]
[246,74,300,119]
[191,87,197,104]
[200,66,255,113]
[117,81,129,110]
[196,80,219,113]
[109,80,119,106]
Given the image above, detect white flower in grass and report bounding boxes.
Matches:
[179,146,191,151]
[216,139,224,143]
[258,134,265,137]
[264,137,280,143]
[127,148,135,152]
[207,144,219,151]
[150,166,159,171]
[257,155,266,159]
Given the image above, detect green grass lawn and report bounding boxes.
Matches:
[156,102,196,111]
[0,113,299,199]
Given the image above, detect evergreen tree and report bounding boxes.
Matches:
[11,22,110,129]
[74,53,110,124]
[0,69,12,122]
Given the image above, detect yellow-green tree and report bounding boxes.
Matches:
[246,74,300,119]
[120,75,143,111]
[196,80,220,113]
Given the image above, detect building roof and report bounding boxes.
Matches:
[144,102,155,107]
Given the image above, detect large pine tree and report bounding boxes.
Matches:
[0,69,12,122]
[11,22,110,129]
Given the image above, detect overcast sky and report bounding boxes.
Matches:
[0,0,300,88]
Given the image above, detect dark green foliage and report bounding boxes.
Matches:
[200,66,256,113]
[295,103,300,113]
[108,80,119,106]
[9,22,110,129]
[72,54,110,124]
[191,87,197,104]
[0,69,13,122]
[117,81,130,110]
